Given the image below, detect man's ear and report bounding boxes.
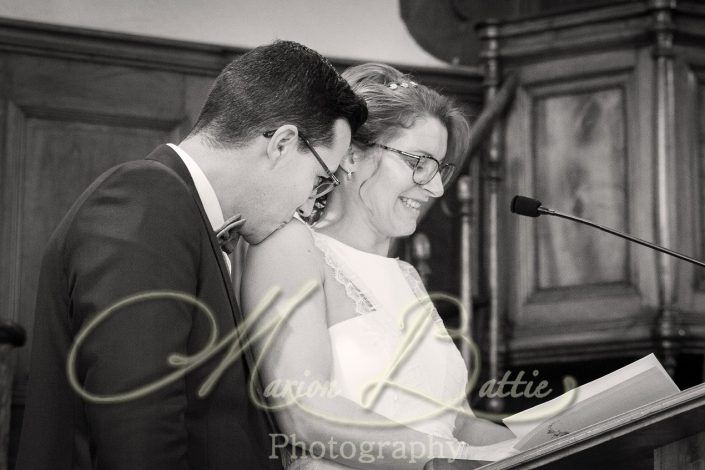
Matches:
[339,146,356,173]
[265,125,299,168]
[343,142,371,171]
[350,142,366,163]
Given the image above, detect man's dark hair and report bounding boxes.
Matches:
[190,40,367,149]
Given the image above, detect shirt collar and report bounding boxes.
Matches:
[167,143,225,231]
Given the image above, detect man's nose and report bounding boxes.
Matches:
[297,197,316,217]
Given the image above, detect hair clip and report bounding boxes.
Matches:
[387,81,417,90]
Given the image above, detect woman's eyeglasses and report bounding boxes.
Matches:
[263,130,340,199]
[370,143,455,185]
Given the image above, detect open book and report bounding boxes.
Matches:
[502,354,679,452]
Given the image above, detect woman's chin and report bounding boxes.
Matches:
[391,220,418,238]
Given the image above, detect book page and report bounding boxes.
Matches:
[502,354,679,449]
[512,367,679,451]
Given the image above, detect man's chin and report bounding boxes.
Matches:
[245,222,287,245]
[239,228,263,245]
[242,232,266,245]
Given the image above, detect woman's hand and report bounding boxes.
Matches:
[454,403,516,446]
[463,438,521,462]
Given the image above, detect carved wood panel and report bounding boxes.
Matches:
[503,50,657,361]
[534,87,629,289]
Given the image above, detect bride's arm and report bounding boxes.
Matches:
[241,222,466,469]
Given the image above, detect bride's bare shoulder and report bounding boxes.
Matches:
[242,219,328,316]
[246,218,322,269]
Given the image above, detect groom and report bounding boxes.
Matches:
[16,40,366,470]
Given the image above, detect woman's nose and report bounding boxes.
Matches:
[422,172,444,197]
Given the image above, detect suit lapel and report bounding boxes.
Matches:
[146,144,282,439]
[145,145,241,326]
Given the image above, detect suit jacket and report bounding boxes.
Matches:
[16,145,279,470]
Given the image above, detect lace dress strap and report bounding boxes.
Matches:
[397,260,426,298]
[297,222,377,316]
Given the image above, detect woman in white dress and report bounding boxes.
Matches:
[241,63,516,469]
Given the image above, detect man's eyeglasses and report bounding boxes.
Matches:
[263,130,340,199]
[370,143,456,185]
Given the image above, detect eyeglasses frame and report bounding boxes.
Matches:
[368,142,455,185]
[263,129,341,198]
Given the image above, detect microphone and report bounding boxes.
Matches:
[510,195,705,269]
[510,195,550,217]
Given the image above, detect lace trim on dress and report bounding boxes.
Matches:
[397,260,445,327]
[308,231,377,316]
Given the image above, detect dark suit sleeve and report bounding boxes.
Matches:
[64,162,203,469]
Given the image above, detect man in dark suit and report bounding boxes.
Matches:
[16,40,366,470]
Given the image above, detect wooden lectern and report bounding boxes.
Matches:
[425,383,705,470]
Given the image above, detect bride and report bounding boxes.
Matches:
[241,63,516,469]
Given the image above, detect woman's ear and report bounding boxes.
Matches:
[265,125,299,168]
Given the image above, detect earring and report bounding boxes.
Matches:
[341,166,353,180]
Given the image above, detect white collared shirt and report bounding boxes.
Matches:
[167,143,231,274]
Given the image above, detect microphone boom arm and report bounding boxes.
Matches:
[539,206,705,269]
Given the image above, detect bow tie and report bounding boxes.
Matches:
[216,214,245,255]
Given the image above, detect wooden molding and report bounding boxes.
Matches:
[0,17,238,75]
[0,17,484,95]
[493,0,705,64]
[20,105,182,131]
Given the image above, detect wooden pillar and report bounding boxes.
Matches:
[457,174,474,366]
[651,0,681,377]
[478,18,505,412]
[411,232,432,286]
